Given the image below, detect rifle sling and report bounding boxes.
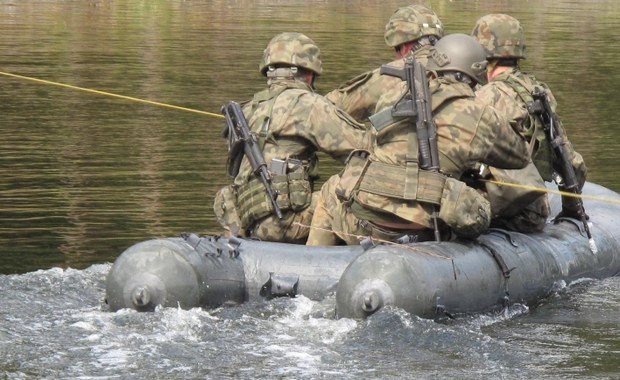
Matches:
[249,86,288,149]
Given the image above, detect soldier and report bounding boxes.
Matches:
[213,32,371,244]
[306,33,530,246]
[325,4,443,122]
[472,14,588,232]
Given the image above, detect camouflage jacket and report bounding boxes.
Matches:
[476,68,587,187]
[232,78,371,189]
[325,47,433,122]
[350,76,530,227]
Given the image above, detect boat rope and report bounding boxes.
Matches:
[3,71,619,206]
[0,71,224,119]
[480,178,620,205]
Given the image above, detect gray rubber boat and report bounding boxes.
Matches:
[105,182,620,319]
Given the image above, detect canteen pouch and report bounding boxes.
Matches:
[438,177,491,238]
[335,150,370,202]
[485,162,546,218]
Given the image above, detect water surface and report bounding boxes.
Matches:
[0,1,619,378]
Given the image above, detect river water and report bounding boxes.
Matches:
[1,0,619,378]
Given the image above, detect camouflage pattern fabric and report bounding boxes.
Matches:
[307,174,437,245]
[326,4,442,123]
[383,4,443,48]
[250,192,319,244]
[213,184,242,237]
[259,32,323,75]
[214,78,371,243]
[307,76,530,245]
[325,47,433,123]
[476,68,587,231]
[483,162,549,233]
[471,13,526,59]
[490,195,550,233]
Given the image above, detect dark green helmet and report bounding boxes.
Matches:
[426,33,488,85]
[384,4,443,48]
[471,13,526,60]
[259,32,323,76]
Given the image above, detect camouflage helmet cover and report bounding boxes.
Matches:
[384,4,444,48]
[259,32,323,75]
[471,13,526,59]
[425,33,488,84]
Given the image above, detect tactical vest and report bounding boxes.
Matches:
[236,166,312,229]
[334,80,491,237]
[499,73,555,181]
[232,85,314,229]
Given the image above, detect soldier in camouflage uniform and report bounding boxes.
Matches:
[213,32,371,244]
[325,4,443,122]
[472,14,588,232]
[306,34,530,246]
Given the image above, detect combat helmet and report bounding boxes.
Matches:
[425,33,488,85]
[384,4,444,48]
[259,32,323,76]
[471,13,526,59]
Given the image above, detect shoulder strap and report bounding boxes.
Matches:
[501,73,536,104]
[247,86,288,149]
[429,78,472,112]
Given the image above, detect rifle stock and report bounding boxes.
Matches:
[221,101,283,220]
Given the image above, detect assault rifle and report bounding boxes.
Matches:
[221,101,283,220]
[528,87,596,254]
[380,56,441,241]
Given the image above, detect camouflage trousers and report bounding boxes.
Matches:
[213,184,317,244]
[490,194,550,233]
[306,174,436,246]
[484,163,550,233]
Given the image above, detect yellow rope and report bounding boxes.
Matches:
[0,71,225,119]
[3,72,619,206]
[482,179,620,205]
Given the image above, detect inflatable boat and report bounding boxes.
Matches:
[105,182,620,319]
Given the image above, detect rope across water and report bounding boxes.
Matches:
[2,70,618,206]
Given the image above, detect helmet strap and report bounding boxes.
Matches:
[266,66,299,79]
[412,35,438,52]
[443,71,474,87]
[266,66,315,89]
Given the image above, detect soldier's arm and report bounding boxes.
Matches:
[477,105,530,169]
[306,96,373,163]
[476,83,525,134]
[325,70,379,123]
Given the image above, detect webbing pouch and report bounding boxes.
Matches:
[282,171,312,211]
[357,161,445,204]
[237,178,276,229]
[438,178,490,238]
[237,171,312,227]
